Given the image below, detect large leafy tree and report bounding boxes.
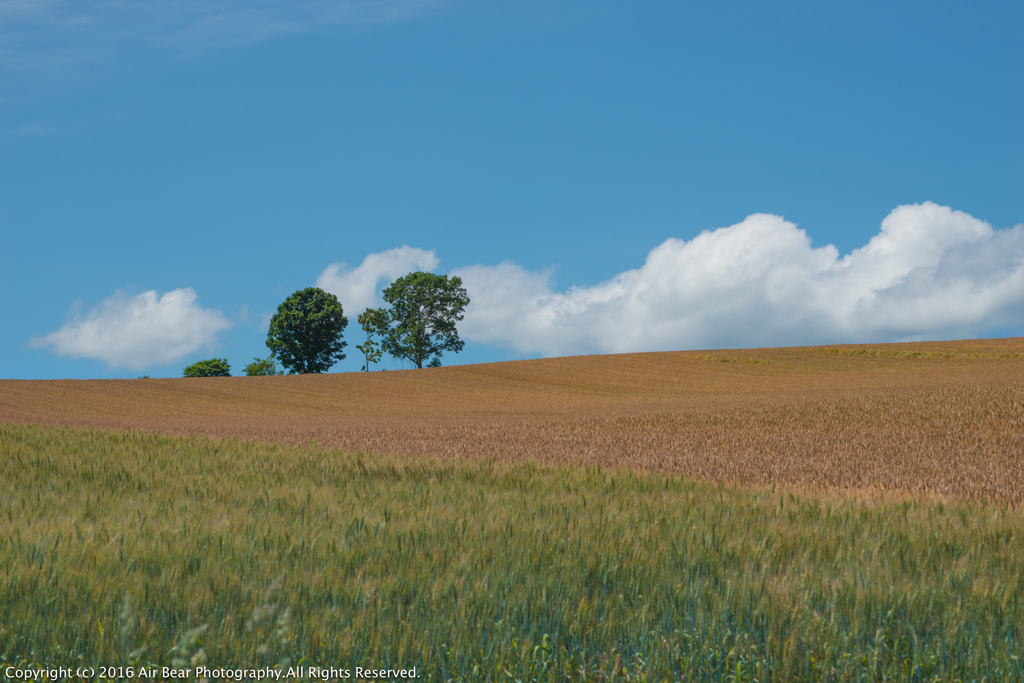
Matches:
[378,272,470,369]
[266,287,348,374]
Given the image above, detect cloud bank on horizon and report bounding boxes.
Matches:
[322,202,1024,356]
[454,202,1024,354]
[33,202,1024,370]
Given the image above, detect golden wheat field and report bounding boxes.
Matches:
[2,338,1023,504]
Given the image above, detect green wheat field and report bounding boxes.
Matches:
[2,423,1023,681]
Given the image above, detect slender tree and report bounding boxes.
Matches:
[356,308,388,371]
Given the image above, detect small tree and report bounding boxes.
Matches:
[244,356,283,376]
[379,272,470,369]
[183,358,231,377]
[356,308,388,371]
[266,288,348,374]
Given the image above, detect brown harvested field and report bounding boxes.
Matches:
[3,337,1023,504]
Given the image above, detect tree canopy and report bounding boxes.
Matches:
[182,358,231,377]
[378,272,470,369]
[266,287,348,374]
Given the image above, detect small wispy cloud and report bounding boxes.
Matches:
[29,287,232,371]
[0,0,456,69]
[1,121,60,139]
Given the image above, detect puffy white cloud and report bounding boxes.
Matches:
[316,246,440,315]
[451,202,1024,355]
[30,288,232,370]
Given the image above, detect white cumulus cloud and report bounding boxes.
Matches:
[316,245,440,315]
[30,288,233,370]
[451,202,1024,355]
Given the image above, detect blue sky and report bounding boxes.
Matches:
[2,0,1022,378]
